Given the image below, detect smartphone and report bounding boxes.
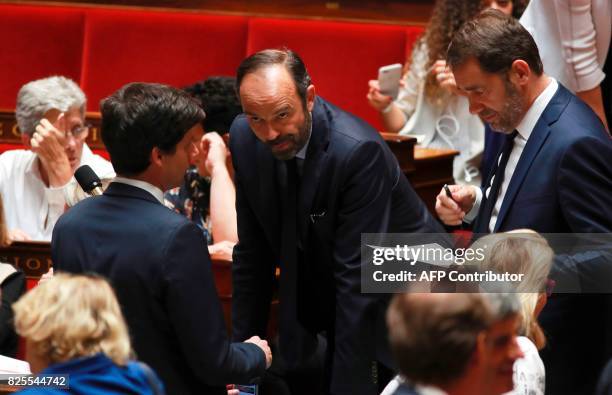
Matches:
[378,63,403,100]
[236,384,258,395]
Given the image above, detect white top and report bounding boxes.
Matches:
[520,0,611,92]
[395,40,484,186]
[0,145,114,241]
[466,78,558,232]
[505,336,546,395]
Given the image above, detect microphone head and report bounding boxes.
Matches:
[75,165,102,193]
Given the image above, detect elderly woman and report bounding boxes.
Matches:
[472,230,554,395]
[12,273,164,394]
[0,76,114,241]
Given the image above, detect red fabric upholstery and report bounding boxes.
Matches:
[0,4,85,109]
[0,143,23,154]
[81,9,248,110]
[247,18,410,130]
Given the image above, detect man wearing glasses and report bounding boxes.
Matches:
[0,76,114,241]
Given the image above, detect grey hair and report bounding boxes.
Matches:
[481,292,521,321]
[16,76,86,136]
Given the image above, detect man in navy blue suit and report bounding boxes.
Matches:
[229,49,444,395]
[435,10,612,394]
[51,83,271,395]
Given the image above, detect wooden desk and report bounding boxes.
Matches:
[410,147,458,213]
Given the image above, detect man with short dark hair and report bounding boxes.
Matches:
[435,10,612,394]
[385,292,523,395]
[52,83,271,395]
[230,49,444,395]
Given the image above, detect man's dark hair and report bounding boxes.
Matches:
[447,9,543,76]
[100,83,205,176]
[386,293,492,386]
[235,49,312,109]
[184,76,241,135]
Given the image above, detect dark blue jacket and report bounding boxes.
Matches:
[17,353,162,395]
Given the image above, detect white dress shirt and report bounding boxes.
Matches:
[0,144,114,241]
[466,79,558,232]
[112,176,165,204]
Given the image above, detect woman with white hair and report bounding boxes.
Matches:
[471,230,554,395]
[0,76,114,241]
[12,273,164,394]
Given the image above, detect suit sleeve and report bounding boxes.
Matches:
[558,135,612,233]
[329,141,396,394]
[162,222,266,385]
[230,155,277,342]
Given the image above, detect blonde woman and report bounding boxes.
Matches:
[472,231,554,395]
[12,273,164,394]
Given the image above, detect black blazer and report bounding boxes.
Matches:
[52,182,265,395]
[229,97,444,395]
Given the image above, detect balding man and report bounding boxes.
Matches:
[229,49,444,395]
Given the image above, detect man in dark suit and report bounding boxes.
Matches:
[51,83,271,395]
[229,49,444,395]
[435,10,612,394]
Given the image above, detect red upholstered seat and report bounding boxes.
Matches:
[81,9,248,110]
[247,18,422,130]
[0,4,85,109]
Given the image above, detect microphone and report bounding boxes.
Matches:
[75,165,104,196]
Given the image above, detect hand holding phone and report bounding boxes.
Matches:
[377,63,403,100]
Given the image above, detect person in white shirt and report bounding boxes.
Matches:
[520,0,611,130]
[0,76,114,241]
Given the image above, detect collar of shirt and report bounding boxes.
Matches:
[294,113,313,161]
[515,77,558,141]
[113,176,165,204]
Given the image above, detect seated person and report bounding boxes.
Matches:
[165,76,241,258]
[383,292,524,395]
[367,0,521,186]
[0,195,25,358]
[0,76,114,241]
[12,273,164,394]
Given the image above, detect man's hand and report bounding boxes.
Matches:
[31,115,72,187]
[435,184,477,226]
[195,132,229,177]
[7,228,31,242]
[366,80,394,112]
[431,60,460,96]
[244,335,272,369]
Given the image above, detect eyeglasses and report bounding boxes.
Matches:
[64,124,91,139]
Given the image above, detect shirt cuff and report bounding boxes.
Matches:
[44,181,72,207]
[463,186,482,224]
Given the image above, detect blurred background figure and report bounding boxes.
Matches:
[0,195,25,358]
[472,231,554,395]
[383,292,523,395]
[165,76,242,259]
[0,76,114,242]
[367,0,526,186]
[12,273,165,394]
[520,0,610,131]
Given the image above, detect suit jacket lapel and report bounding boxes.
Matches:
[298,98,330,247]
[256,142,282,254]
[494,85,570,231]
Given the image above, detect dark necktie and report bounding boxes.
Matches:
[474,130,518,233]
[278,159,306,367]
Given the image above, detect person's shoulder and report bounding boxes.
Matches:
[0,149,34,170]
